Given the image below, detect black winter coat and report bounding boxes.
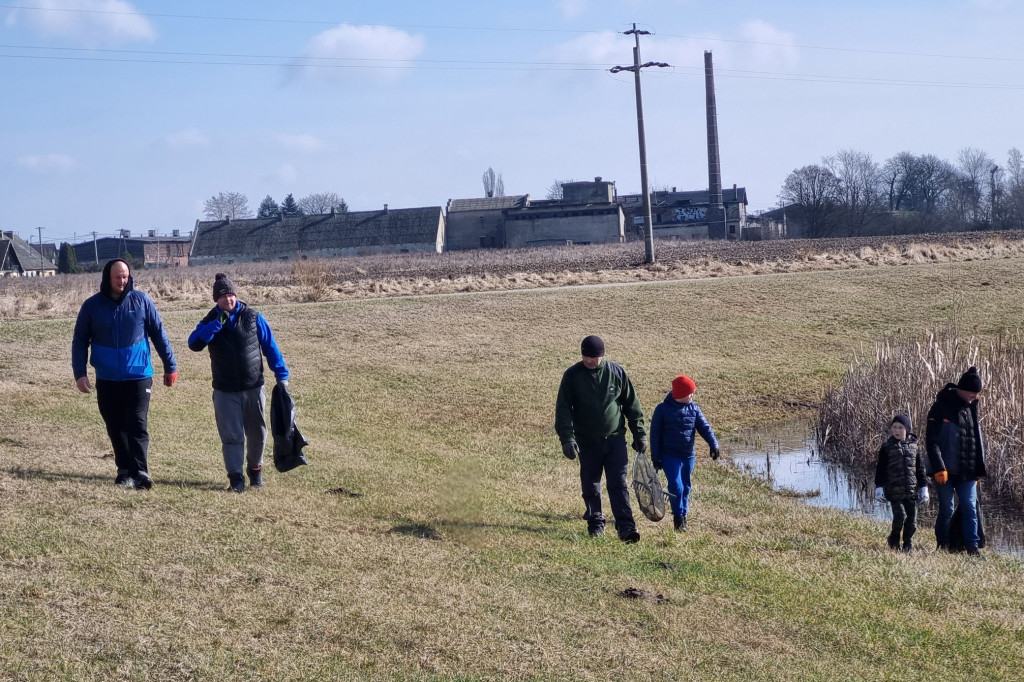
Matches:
[925,384,986,480]
[874,434,926,502]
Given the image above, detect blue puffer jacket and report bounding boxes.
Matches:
[650,392,718,463]
[72,270,176,382]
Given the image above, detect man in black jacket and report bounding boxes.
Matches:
[555,335,647,543]
[925,366,987,556]
[189,274,290,492]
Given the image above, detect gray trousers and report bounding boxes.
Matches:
[213,386,267,476]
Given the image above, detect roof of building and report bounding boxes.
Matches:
[447,195,529,212]
[619,186,748,206]
[0,231,57,272]
[191,207,444,258]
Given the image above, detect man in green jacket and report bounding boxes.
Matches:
[555,335,647,543]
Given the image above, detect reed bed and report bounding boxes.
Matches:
[818,331,1024,507]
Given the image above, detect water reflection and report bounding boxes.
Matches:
[729,421,1024,558]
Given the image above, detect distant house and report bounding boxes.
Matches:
[444,178,624,251]
[0,231,57,277]
[71,230,192,268]
[188,206,445,265]
[445,195,529,250]
[618,185,748,241]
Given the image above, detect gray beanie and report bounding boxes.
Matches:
[212,273,236,301]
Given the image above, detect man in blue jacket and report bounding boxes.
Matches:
[72,259,177,489]
[189,273,289,493]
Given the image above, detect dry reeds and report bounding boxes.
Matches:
[818,330,1024,508]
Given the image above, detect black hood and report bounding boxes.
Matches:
[936,382,969,407]
[99,258,134,299]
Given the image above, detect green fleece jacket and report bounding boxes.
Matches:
[555,359,646,445]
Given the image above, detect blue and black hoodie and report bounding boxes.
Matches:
[72,259,176,382]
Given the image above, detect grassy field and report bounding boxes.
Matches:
[2,258,1024,680]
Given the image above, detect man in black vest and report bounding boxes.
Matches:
[189,273,290,492]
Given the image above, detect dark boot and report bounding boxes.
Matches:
[228,473,245,493]
[903,541,913,554]
[588,525,605,538]
[620,530,640,544]
[887,532,900,550]
[247,466,264,489]
[674,515,687,532]
[967,547,985,559]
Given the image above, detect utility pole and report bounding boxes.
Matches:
[991,165,999,226]
[36,226,44,270]
[92,231,98,265]
[611,25,669,264]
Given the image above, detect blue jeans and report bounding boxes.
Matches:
[935,478,979,549]
[662,454,695,519]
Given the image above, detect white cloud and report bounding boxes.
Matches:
[299,24,426,83]
[274,133,324,153]
[5,0,157,45]
[17,153,76,173]
[738,20,798,71]
[558,0,589,20]
[165,128,210,149]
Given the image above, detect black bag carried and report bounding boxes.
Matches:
[271,383,309,473]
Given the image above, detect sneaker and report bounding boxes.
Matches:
[674,515,688,532]
[621,530,641,544]
[228,473,245,493]
[134,476,153,490]
[247,466,264,489]
[588,525,605,538]
[115,474,135,489]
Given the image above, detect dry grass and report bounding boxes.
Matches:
[5,231,1024,322]
[2,259,1024,680]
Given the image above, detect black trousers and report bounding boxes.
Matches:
[888,499,917,548]
[578,435,636,537]
[96,378,152,479]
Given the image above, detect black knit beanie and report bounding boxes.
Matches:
[956,366,983,393]
[580,335,605,358]
[212,273,236,301]
[892,414,912,434]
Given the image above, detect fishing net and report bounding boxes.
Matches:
[631,451,670,522]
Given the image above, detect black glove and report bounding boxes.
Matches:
[651,458,662,471]
[710,447,720,461]
[562,441,579,460]
[632,438,648,454]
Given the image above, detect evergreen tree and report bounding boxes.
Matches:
[280,193,303,216]
[257,195,280,218]
[57,242,80,274]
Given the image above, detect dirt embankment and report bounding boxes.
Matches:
[5,230,1024,321]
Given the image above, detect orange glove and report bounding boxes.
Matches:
[163,371,178,387]
[933,470,948,485]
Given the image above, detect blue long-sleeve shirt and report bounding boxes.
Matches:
[188,302,288,381]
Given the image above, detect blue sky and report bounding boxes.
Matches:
[3,0,1024,245]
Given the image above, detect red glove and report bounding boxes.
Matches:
[163,371,178,387]
[933,470,948,485]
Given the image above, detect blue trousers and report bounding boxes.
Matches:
[662,454,695,519]
[935,478,979,549]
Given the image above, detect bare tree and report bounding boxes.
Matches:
[298,192,347,215]
[482,167,505,198]
[825,149,882,235]
[953,147,995,224]
[881,152,921,212]
[779,165,841,237]
[203,191,252,220]
[545,178,578,200]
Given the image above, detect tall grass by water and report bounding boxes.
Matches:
[818,330,1024,507]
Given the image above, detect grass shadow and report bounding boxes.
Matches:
[2,467,226,491]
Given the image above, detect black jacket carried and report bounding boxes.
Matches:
[925,384,986,480]
[271,383,308,472]
[874,434,926,502]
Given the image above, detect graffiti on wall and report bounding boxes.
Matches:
[674,206,707,223]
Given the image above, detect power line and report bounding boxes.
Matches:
[3,3,1021,64]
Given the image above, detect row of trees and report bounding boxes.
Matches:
[778,147,1024,237]
[203,191,348,221]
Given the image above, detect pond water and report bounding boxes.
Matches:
[729,421,1024,558]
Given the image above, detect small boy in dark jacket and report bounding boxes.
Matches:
[649,374,719,532]
[874,414,928,552]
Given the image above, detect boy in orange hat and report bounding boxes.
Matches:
[649,374,719,531]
